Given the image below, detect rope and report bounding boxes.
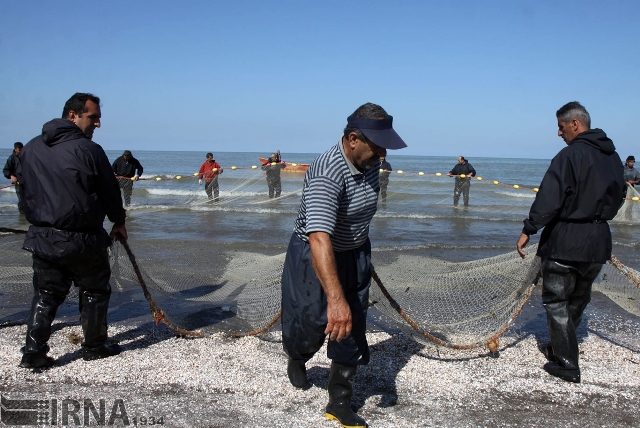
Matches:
[120,239,205,338]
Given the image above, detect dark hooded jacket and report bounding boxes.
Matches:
[112,154,143,178]
[17,119,126,260]
[449,161,476,177]
[3,152,20,179]
[523,129,625,263]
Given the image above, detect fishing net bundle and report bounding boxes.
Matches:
[3,230,640,349]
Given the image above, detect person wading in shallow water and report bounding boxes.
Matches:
[517,101,625,384]
[198,152,223,202]
[378,155,392,203]
[17,92,127,368]
[112,150,144,207]
[261,151,286,198]
[3,141,24,213]
[281,102,407,427]
[447,155,475,207]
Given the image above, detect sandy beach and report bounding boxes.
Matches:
[1,283,639,428]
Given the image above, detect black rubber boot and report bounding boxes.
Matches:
[540,342,557,362]
[543,362,580,383]
[21,283,67,368]
[287,358,309,389]
[80,286,120,361]
[325,362,367,428]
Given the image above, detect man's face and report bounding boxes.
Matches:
[14,147,21,156]
[352,135,386,170]
[206,156,213,162]
[457,156,464,164]
[123,155,130,161]
[627,160,635,169]
[70,100,101,139]
[557,118,579,145]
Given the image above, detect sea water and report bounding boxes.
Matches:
[2,149,639,270]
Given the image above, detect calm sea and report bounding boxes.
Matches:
[2,149,639,270]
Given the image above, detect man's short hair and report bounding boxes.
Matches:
[206,152,213,158]
[556,101,591,129]
[62,93,100,119]
[123,150,132,157]
[343,103,390,142]
[14,142,23,149]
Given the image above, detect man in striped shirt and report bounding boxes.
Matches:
[281,103,407,427]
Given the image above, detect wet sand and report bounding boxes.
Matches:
[1,281,639,427]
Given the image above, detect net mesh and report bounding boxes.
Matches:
[2,166,640,347]
[2,230,640,349]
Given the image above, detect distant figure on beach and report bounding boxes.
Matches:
[3,142,24,213]
[198,152,223,202]
[516,101,625,383]
[281,102,407,427]
[17,92,127,369]
[623,155,640,187]
[112,150,144,207]
[448,156,475,207]
[379,155,392,203]
[261,150,286,198]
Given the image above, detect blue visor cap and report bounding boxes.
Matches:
[347,115,407,150]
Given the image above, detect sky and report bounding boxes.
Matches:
[0,0,638,159]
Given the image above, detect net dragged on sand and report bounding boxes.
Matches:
[2,230,640,350]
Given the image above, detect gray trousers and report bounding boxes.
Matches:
[281,234,371,366]
[117,178,134,207]
[267,176,281,198]
[205,178,219,201]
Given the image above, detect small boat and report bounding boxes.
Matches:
[258,158,310,173]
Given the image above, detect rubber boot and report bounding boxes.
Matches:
[20,284,68,368]
[287,358,309,389]
[80,286,120,361]
[325,362,367,428]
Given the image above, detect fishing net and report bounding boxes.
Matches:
[613,186,640,223]
[2,162,640,348]
[2,229,640,350]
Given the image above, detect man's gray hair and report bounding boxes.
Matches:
[556,101,591,129]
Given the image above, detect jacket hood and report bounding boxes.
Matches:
[41,119,86,147]
[573,128,616,155]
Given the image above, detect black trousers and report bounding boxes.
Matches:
[541,259,602,370]
[117,178,134,207]
[24,250,112,354]
[453,177,471,206]
[15,182,24,213]
[281,234,371,366]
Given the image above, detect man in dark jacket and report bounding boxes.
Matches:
[3,142,24,213]
[379,155,392,203]
[261,151,286,198]
[516,101,625,383]
[17,93,127,369]
[112,150,144,207]
[447,156,476,206]
[623,155,640,187]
